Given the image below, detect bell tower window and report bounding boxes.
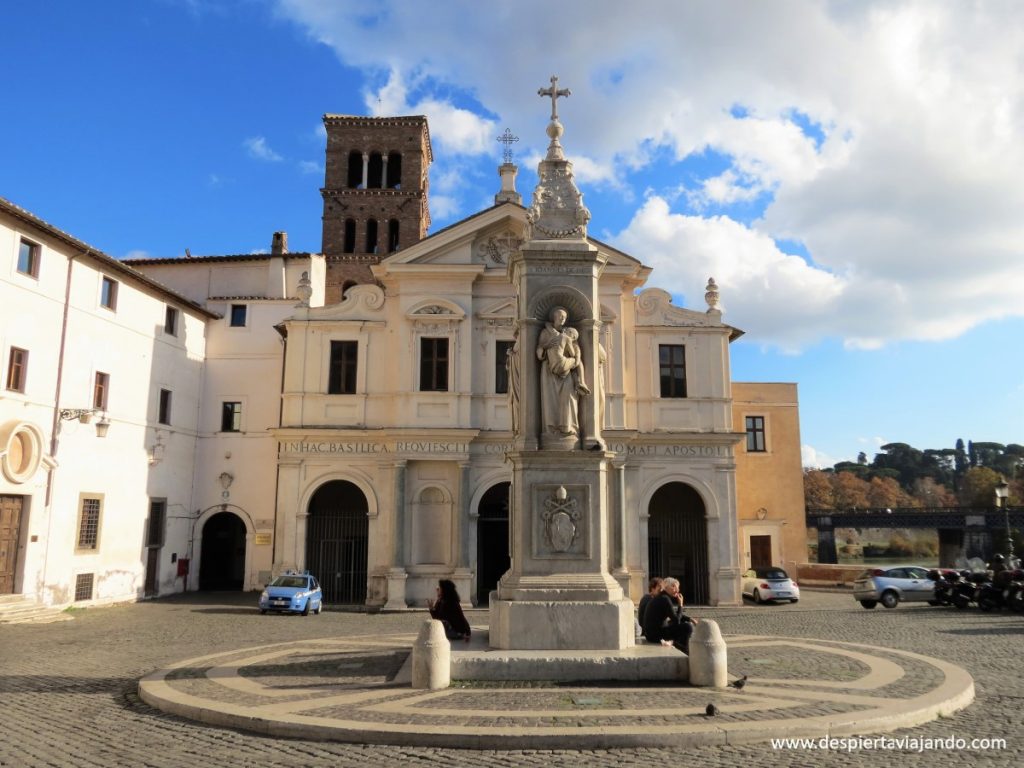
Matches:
[387,152,402,188]
[343,219,356,253]
[347,151,363,189]
[367,152,383,189]
[388,220,400,252]
[365,219,379,254]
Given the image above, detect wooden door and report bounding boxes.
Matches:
[750,535,773,569]
[144,548,160,597]
[0,496,24,594]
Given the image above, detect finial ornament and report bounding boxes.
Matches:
[538,75,571,121]
[497,128,519,164]
[705,277,720,313]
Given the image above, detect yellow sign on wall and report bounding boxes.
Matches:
[254,533,272,546]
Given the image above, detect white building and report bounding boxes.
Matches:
[0,112,805,611]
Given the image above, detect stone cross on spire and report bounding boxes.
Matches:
[538,75,571,121]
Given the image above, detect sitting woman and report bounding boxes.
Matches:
[428,579,472,642]
[641,576,697,653]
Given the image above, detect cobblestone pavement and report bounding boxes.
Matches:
[1,590,1021,767]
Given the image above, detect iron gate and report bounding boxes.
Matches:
[306,481,368,604]
[647,482,709,605]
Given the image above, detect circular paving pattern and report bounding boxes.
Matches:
[139,632,974,749]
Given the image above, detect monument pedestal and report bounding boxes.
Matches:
[489,450,634,650]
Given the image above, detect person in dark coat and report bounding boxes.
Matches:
[637,576,663,634]
[428,579,471,642]
[642,576,697,653]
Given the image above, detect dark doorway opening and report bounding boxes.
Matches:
[476,482,511,606]
[199,512,246,590]
[306,481,368,604]
[647,482,709,605]
[750,535,772,570]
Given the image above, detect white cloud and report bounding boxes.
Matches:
[276,0,1024,349]
[802,444,840,469]
[298,160,323,175]
[244,136,283,162]
[430,194,460,222]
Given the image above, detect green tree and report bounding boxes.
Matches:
[954,438,968,477]
[958,466,1003,506]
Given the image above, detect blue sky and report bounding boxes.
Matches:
[4,1,1022,468]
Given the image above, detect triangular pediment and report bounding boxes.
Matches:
[477,298,517,322]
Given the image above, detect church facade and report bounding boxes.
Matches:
[0,110,805,611]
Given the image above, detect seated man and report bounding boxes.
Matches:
[641,576,697,653]
[637,576,663,636]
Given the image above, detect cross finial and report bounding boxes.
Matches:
[497,128,519,164]
[538,75,571,121]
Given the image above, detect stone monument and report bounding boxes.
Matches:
[488,77,634,650]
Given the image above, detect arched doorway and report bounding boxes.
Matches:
[647,482,709,605]
[476,482,510,605]
[306,481,368,604]
[199,512,246,590]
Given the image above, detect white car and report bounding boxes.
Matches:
[741,567,800,604]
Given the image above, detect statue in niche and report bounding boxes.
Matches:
[536,306,589,445]
[506,329,521,435]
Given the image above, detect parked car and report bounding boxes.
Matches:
[741,567,800,604]
[853,565,934,609]
[258,572,323,615]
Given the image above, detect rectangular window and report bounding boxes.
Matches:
[100,276,118,310]
[6,347,28,392]
[146,500,166,548]
[229,304,247,327]
[495,340,514,394]
[158,389,172,425]
[419,337,449,392]
[221,401,242,432]
[745,416,767,452]
[74,573,94,602]
[77,497,101,550]
[164,306,178,336]
[658,344,687,398]
[17,238,40,278]
[328,340,358,394]
[93,372,109,410]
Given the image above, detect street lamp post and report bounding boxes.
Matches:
[994,478,1011,560]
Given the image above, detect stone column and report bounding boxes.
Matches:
[361,152,369,189]
[384,460,408,610]
[452,462,473,603]
[381,152,389,188]
[612,460,630,595]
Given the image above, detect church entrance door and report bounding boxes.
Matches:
[647,482,709,605]
[476,482,510,606]
[306,481,368,604]
[199,512,246,590]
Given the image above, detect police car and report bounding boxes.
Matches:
[258,571,323,615]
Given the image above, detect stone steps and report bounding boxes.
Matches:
[0,595,74,625]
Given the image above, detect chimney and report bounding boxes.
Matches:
[495,163,521,205]
[271,231,288,255]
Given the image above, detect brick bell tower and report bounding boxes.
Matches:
[320,115,432,303]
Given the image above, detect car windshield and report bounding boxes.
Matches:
[271,576,307,588]
[756,568,788,579]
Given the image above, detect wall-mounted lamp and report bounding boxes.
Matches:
[756,507,768,520]
[59,408,110,438]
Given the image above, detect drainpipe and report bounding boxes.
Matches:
[42,249,86,596]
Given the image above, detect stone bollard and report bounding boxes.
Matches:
[411,619,451,690]
[688,619,727,687]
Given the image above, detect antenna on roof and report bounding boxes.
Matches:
[185,248,192,258]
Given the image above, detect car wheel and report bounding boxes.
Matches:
[790,599,799,603]
[753,589,763,604]
[859,600,878,609]
[880,591,899,609]
[927,600,941,606]
[313,603,321,615]
[260,609,267,615]
[301,601,310,616]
